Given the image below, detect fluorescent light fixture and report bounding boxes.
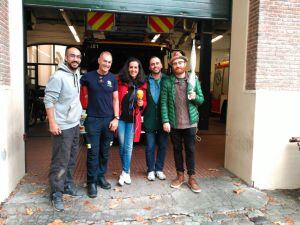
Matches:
[60,9,80,43]
[151,34,160,43]
[211,35,223,43]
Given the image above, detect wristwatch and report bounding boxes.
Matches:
[114,116,120,120]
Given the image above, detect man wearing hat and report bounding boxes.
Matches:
[160,51,204,193]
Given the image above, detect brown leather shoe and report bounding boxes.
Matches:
[187,175,201,193]
[170,172,184,188]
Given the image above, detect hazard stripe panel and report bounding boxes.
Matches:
[148,16,174,33]
[87,12,114,31]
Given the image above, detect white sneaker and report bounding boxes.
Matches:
[118,171,125,186]
[124,172,131,184]
[147,171,155,181]
[156,171,166,180]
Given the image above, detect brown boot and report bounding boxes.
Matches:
[170,172,184,188]
[187,175,201,193]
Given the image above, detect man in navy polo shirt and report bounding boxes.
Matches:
[80,51,119,198]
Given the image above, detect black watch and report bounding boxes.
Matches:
[114,116,120,120]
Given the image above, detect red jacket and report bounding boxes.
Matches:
[117,76,147,142]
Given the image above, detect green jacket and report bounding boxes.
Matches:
[143,74,165,132]
[160,73,204,128]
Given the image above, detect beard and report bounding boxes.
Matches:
[173,67,185,75]
[68,61,80,70]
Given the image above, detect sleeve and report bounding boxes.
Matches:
[43,74,62,109]
[160,77,169,123]
[113,76,118,92]
[80,73,88,86]
[193,79,204,105]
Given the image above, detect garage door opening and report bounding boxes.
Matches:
[24,6,231,184]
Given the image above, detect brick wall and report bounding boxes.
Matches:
[246,0,300,91]
[0,0,10,86]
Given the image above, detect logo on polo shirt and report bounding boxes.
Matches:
[107,80,112,88]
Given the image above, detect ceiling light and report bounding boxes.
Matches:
[211,35,223,43]
[151,34,160,43]
[60,9,80,43]
[197,45,201,49]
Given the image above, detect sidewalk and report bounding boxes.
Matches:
[1,175,299,225]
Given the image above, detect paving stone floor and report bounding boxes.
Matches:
[0,176,299,225]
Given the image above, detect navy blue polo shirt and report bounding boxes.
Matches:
[80,70,118,118]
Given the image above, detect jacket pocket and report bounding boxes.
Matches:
[66,100,82,123]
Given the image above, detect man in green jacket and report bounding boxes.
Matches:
[161,51,204,193]
[143,56,168,181]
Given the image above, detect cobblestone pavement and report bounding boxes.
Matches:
[0,176,299,225]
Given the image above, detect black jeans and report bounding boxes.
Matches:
[170,127,197,175]
[49,125,80,193]
[85,116,114,184]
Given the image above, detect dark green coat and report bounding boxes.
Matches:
[160,74,204,128]
[142,74,165,132]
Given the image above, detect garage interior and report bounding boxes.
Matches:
[24,5,231,184]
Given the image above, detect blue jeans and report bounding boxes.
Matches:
[85,117,114,184]
[145,130,168,173]
[118,120,134,173]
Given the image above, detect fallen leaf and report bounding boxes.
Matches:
[106,222,114,225]
[47,219,68,225]
[143,206,151,211]
[0,218,6,225]
[113,187,122,192]
[233,182,241,186]
[108,198,122,209]
[155,217,164,223]
[267,196,278,204]
[285,216,295,225]
[208,168,219,172]
[29,188,45,195]
[149,194,158,200]
[233,189,244,195]
[274,221,284,225]
[63,195,73,201]
[134,215,144,222]
[26,208,34,215]
[83,200,98,211]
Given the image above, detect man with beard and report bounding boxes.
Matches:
[80,51,119,198]
[143,56,168,181]
[161,51,204,193]
[44,46,83,211]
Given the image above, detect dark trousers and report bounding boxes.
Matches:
[85,116,113,184]
[170,127,197,175]
[145,130,168,173]
[49,125,80,193]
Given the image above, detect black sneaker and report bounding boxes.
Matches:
[87,183,97,198]
[98,176,111,189]
[51,192,64,212]
[64,184,80,197]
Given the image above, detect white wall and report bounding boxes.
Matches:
[224,0,255,185]
[252,91,300,189]
[0,0,25,202]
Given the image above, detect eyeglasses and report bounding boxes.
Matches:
[172,60,185,66]
[68,54,82,60]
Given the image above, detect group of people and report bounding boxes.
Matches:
[44,46,204,212]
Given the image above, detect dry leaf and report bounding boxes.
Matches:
[208,168,219,172]
[26,208,34,215]
[285,216,295,225]
[149,194,158,200]
[0,218,6,225]
[47,219,68,225]
[113,187,122,192]
[108,198,122,209]
[143,206,151,211]
[233,182,241,186]
[29,188,45,195]
[274,221,284,225]
[106,222,114,225]
[267,196,278,204]
[83,200,98,211]
[134,215,144,222]
[233,189,244,195]
[155,217,164,223]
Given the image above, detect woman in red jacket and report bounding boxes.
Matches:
[117,57,147,186]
